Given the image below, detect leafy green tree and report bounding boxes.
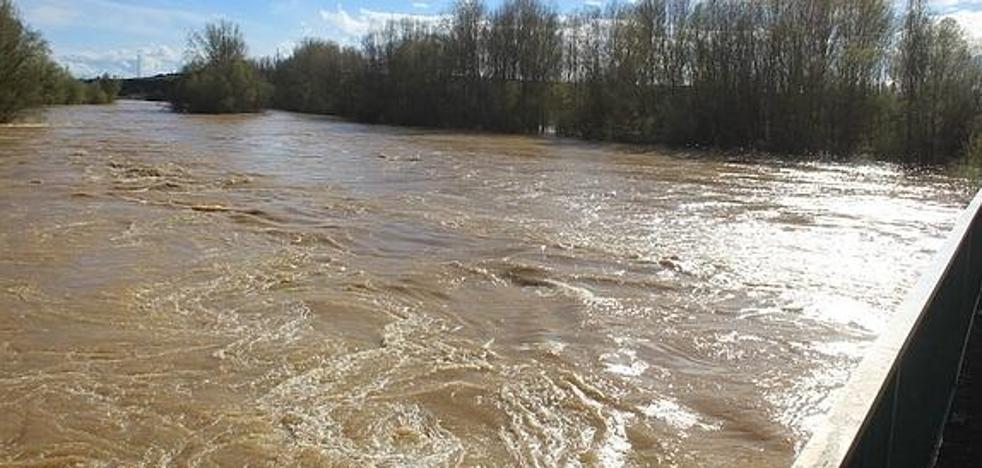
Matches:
[94,74,122,104]
[171,21,270,113]
[271,39,362,115]
[0,0,47,122]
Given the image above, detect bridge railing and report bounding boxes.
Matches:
[793,189,982,468]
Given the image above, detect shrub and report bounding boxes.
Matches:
[170,21,270,114]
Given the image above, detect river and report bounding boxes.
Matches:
[0,100,973,466]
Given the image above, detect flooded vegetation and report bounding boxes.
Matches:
[0,101,974,466]
[146,0,982,166]
[0,1,120,124]
[251,0,982,166]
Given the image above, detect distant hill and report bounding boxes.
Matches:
[118,74,181,101]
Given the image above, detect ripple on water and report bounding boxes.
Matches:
[0,101,974,467]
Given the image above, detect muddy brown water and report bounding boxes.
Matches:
[0,101,974,467]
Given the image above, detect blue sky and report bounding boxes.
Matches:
[14,0,982,78]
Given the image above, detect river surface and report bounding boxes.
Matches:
[0,101,974,467]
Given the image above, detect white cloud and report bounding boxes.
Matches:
[57,45,183,78]
[320,6,371,38]
[412,2,430,8]
[584,0,603,6]
[22,0,239,76]
[319,6,445,42]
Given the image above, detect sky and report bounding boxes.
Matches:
[13,0,982,78]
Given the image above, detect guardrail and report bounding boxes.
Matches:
[792,189,982,468]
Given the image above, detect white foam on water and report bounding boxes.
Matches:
[642,398,718,433]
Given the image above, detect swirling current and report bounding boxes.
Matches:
[0,101,974,467]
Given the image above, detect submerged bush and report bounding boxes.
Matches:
[170,21,270,114]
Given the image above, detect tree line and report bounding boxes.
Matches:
[0,0,120,123]
[175,0,982,166]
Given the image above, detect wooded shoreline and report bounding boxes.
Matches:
[168,0,982,167]
[5,0,982,168]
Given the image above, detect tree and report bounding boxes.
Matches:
[447,0,486,125]
[897,0,932,161]
[271,39,363,115]
[0,0,47,122]
[485,0,562,132]
[894,1,979,163]
[828,0,892,154]
[258,0,982,165]
[171,21,270,113]
[0,0,117,121]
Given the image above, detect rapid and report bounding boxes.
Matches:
[0,101,973,467]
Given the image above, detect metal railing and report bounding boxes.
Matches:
[793,189,982,468]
